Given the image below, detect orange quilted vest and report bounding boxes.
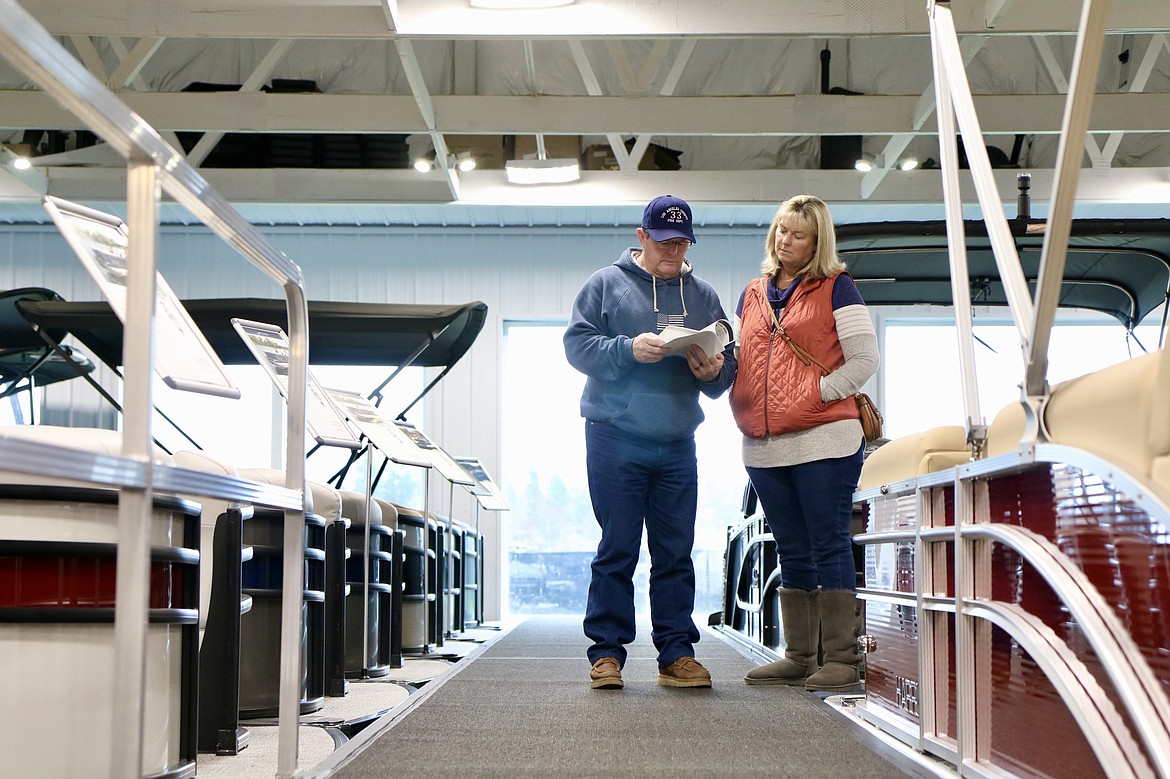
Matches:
[730,274,859,437]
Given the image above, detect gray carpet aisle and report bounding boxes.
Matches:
[325,615,909,779]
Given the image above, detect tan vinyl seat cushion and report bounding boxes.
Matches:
[372,498,399,530]
[1044,350,1162,482]
[340,490,383,526]
[1148,350,1170,497]
[1151,457,1170,498]
[858,425,969,491]
[0,425,173,486]
[986,401,1027,458]
[237,467,340,520]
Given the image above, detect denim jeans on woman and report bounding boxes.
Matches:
[746,441,865,592]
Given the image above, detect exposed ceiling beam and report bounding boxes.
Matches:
[12,164,1167,210]
[107,36,165,89]
[567,39,632,171]
[861,34,990,199]
[393,37,460,199]
[5,0,1168,223]
[379,0,399,33]
[5,91,1170,137]
[186,38,295,167]
[1098,33,1170,159]
[625,39,696,174]
[520,40,548,159]
[18,0,1170,40]
[67,34,106,78]
[1032,34,1106,167]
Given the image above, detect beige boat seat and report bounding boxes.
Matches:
[341,489,383,528]
[342,491,400,675]
[172,449,249,638]
[391,501,435,653]
[1043,349,1169,502]
[236,466,341,522]
[857,425,969,492]
[0,424,172,488]
[232,467,338,715]
[986,401,1027,459]
[1150,348,1170,498]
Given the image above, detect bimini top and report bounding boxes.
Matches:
[835,218,1170,332]
[15,297,489,369]
[0,287,95,389]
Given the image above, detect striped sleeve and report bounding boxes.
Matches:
[834,304,875,340]
[821,306,878,401]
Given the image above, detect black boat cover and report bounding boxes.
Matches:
[15,298,488,369]
[0,287,95,388]
[836,218,1170,332]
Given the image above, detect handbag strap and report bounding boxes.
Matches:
[761,282,831,376]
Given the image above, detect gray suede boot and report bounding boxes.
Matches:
[744,588,820,685]
[804,589,863,693]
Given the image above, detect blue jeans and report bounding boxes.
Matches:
[746,442,864,591]
[583,420,700,668]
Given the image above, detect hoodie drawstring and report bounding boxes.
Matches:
[651,274,688,317]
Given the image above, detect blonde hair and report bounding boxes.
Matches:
[761,194,845,281]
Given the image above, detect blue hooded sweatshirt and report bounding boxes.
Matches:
[564,248,737,442]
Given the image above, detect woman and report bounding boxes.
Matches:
[729,194,878,691]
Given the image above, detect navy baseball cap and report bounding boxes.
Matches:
[641,194,697,244]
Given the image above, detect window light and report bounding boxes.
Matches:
[470,0,574,8]
[505,158,580,185]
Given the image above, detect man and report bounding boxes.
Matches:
[564,194,737,689]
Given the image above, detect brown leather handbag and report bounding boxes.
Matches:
[853,389,884,442]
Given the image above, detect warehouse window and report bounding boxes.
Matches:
[883,317,1162,437]
[149,363,424,505]
[501,321,742,619]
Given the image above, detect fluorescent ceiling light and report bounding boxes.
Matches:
[505,158,580,185]
[1,145,33,170]
[455,152,477,172]
[470,0,574,8]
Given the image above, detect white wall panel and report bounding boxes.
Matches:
[0,220,765,618]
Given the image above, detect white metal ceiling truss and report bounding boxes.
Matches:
[395,37,460,199]
[1033,31,1170,169]
[3,0,1170,211]
[187,38,295,167]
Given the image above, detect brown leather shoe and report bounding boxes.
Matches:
[589,657,624,689]
[658,656,712,688]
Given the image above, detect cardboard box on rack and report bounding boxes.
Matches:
[580,142,683,171]
[581,144,620,171]
[444,134,507,169]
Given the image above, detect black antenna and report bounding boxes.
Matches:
[1016,172,1031,220]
